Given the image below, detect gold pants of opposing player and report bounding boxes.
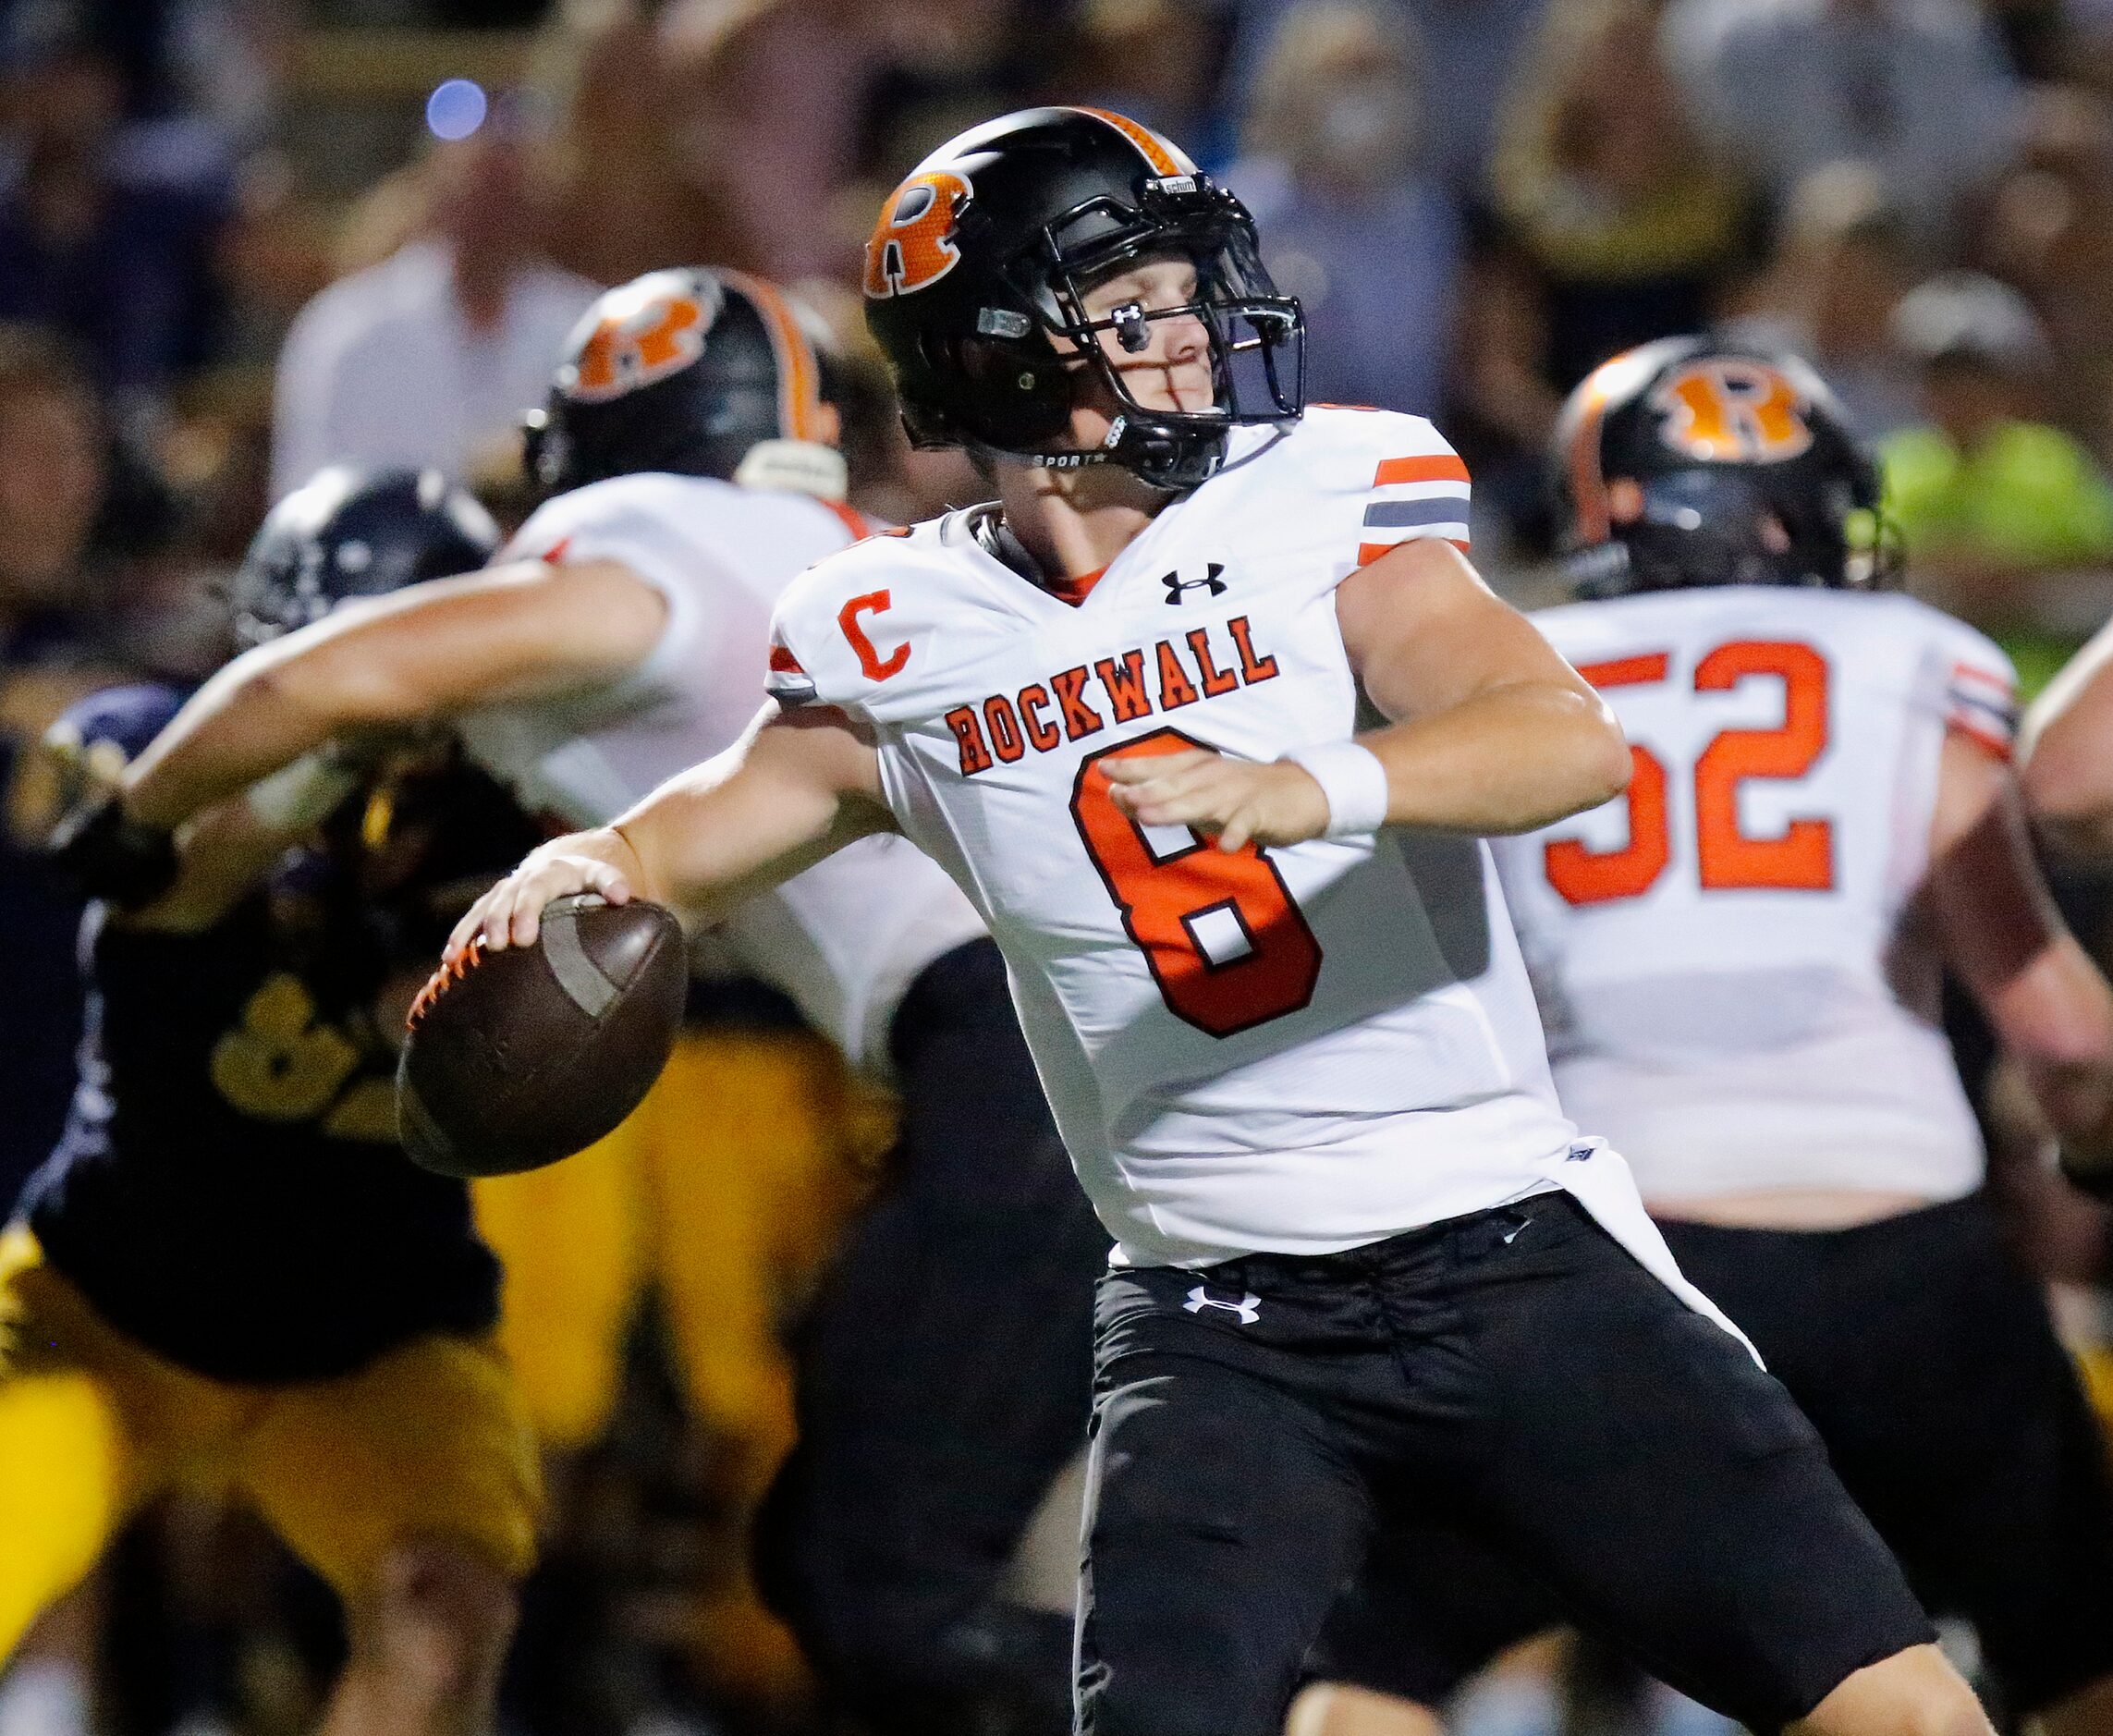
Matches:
[470,1025,887,1459]
[469,1024,887,1698]
[0,1225,543,1668]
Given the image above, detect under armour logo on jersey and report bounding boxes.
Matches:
[1183,1285,1261,1325]
[1163,564,1227,605]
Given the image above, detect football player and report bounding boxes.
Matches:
[1297,337,2113,1736]
[100,267,1108,1734]
[449,107,2001,1736]
[8,471,543,1736]
[2021,613,2113,874]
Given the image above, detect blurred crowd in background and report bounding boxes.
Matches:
[10,0,2113,1731]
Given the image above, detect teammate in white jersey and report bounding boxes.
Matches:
[451,109,1991,1736]
[107,269,1109,1735]
[1305,339,2113,1736]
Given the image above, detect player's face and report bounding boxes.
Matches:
[1075,256,1215,418]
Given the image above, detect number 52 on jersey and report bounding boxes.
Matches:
[1545,639,1835,907]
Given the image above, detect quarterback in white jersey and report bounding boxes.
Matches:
[761,403,1587,1268]
[1316,340,2113,1736]
[116,268,1108,1732]
[456,110,1988,1736]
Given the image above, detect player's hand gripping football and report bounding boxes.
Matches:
[1102,749,1331,852]
[446,837,636,960]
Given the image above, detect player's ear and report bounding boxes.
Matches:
[815,399,844,449]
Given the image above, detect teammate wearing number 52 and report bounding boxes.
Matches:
[1304,339,2113,1736]
[454,109,1994,1736]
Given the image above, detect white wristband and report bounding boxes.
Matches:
[1282,741,1390,838]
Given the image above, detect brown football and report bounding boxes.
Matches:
[397,894,688,1178]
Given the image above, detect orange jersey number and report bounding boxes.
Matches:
[1545,640,1834,906]
[1072,729,1322,1037]
[1544,654,1675,905]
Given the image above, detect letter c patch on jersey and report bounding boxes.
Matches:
[863,171,971,300]
[1651,361,1814,464]
[838,590,911,681]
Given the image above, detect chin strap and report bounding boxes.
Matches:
[732,439,849,501]
[987,414,1223,496]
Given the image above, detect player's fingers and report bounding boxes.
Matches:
[517,870,586,947]
[1102,749,1212,785]
[473,891,519,953]
[1118,778,1204,823]
[1114,776,1204,822]
[462,895,507,950]
[577,860,631,905]
[1218,808,1253,852]
[445,901,489,961]
[459,880,528,955]
[1121,762,1230,816]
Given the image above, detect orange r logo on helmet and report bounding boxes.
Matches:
[568,292,711,402]
[1652,361,1815,464]
[863,171,971,300]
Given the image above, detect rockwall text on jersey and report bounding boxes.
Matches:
[765,408,1705,1281]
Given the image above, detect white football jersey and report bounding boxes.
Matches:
[1489,584,2018,1205]
[763,408,1725,1303]
[456,471,985,1071]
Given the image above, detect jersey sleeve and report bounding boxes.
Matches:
[765,556,867,714]
[1303,407,1473,571]
[765,537,939,720]
[500,477,660,571]
[1933,616,2019,760]
[500,478,717,697]
[765,612,823,708]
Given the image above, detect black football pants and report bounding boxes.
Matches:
[754,938,1109,1736]
[1078,1192,1934,1736]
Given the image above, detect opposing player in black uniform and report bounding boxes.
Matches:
[6,470,543,1736]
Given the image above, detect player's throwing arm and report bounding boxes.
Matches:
[453,544,1628,962]
[449,702,896,958]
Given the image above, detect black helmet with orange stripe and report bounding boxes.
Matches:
[523,267,846,501]
[1550,336,1896,597]
[861,106,1304,493]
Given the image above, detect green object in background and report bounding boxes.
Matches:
[1882,422,2113,574]
[1998,632,2078,705]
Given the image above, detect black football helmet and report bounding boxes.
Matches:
[861,106,1304,493]
[523,266,846,501]
[1550,336,1896,597]
[229,467,501,650]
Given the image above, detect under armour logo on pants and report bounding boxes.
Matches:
[1183,1286,1260,1325]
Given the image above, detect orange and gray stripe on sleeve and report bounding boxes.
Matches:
[766,640,819,707]
[1357,454,1471,566]
[1947,661,2017,759]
